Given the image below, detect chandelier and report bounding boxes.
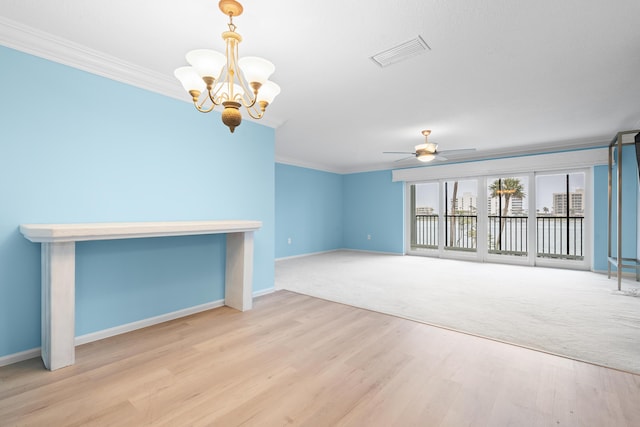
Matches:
[174,0,280,133]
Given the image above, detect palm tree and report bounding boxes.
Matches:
[489,178,525,250]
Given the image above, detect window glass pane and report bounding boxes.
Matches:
[487,176,529,256]
[412,182,439,249]
[535,173,585,259]
[444,179,477,252]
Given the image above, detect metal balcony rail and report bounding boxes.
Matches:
[488,215,528,255]
[537,216,584,259]
[445,215,477,251]
[413,214,439,248]
[413,214,584,259]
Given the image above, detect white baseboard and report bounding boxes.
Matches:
[0,288,276,368]
[74,299,225,346]
[276,248,405,261]
[276,249,342,261]
[591,269,640,279]
[0,347,41,368]
[341,248,405,256]
[253,287,276,297]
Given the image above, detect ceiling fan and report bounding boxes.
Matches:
[384,130,476,163]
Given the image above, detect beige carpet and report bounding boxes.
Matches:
[275,251,640,374]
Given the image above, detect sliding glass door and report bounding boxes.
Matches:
[408,169,589,269]
[486,176,529,257]
[411,182,439,250]
[535,172,586,262]
[410,179,479,255]
[444,180,477,252]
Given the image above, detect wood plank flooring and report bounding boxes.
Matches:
[1,290,639,426]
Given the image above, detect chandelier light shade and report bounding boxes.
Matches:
[174,0,280,133]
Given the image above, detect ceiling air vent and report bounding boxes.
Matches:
[370,35,430,68]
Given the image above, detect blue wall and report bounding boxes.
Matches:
[274,166,405,257]
[343,170,405,253]
[275,156,633,269]
[275,164,343,258]
[0,46,275,357]
[593,145,638,271]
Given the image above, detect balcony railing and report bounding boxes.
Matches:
[537,216,584,259]
[413,214,584,259]
[413,214,438,248]
[444,215,477,251]
[488,215,528,255]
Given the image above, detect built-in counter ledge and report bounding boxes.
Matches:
[19,220,263,243]
[19,219,262,370]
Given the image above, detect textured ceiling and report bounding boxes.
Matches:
[2,0,640,173]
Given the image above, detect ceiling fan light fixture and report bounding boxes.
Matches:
[384,129,475,163]
[415,129,439,161]
[416,152,435,162]
[415,142,437,153]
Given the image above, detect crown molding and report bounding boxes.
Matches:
[274,155,345,174]
[0,17,187,101]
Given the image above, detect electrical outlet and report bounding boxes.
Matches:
[287,237,292,245]
[367,234,372,240]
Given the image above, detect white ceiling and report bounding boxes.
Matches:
[2,0,640,173]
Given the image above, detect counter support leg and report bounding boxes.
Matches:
[225,232,254,311]
[41,242,76,371]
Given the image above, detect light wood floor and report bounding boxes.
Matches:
[1,291,639,426]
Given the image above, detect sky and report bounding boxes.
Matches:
[415,172,585,212]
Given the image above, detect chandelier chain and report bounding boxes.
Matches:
[227,18,236,32]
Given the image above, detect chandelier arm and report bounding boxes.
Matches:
[245,104,264,120]
[195,104,216,113]
[210,80,228,103]
[207,87,223,106]
[193,91,218,113]
[234,64,258,108]
[238,90,257,109]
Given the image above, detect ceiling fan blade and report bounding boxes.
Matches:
[383,151,414,154]
[394,156,416,162]
[436,148,476,155]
